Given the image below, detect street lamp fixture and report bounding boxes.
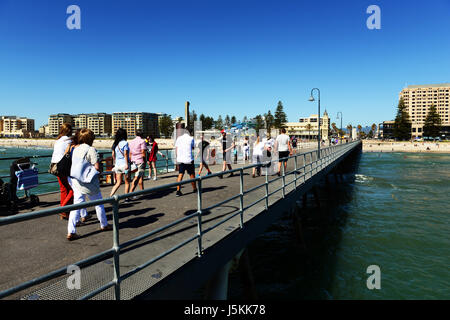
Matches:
[308,88,321,159]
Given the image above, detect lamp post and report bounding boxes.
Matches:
[337,111,343,140]
[308,88,321,159]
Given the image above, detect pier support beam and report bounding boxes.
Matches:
[237,249,258,300]
[312,186,321,208]
[204,260,232,300]
[292,203,307,251]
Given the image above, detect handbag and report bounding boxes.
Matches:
[51,145,73,177]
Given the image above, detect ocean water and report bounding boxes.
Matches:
[228,152,450,300]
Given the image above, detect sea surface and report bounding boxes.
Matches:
[227,152,450,300]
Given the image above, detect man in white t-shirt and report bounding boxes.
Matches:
[275,128,292,176]
[174,125,197,197]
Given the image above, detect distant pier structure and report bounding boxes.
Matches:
[185,101,190,127]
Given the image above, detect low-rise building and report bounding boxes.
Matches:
[284,111,330,140]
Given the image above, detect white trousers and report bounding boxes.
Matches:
[68,190,108,235]
[67,177,88,219]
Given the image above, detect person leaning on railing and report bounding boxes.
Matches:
[67,128,112,241]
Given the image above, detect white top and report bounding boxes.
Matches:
[51,136,72,163]
[253,142,265,156]
[71,144,100,195]
[175,133,195,164]
[276,134,290,152]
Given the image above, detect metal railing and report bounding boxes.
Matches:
[0,150,175,190]
[0,141,360,300]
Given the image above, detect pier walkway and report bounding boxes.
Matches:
[0,141,361,300]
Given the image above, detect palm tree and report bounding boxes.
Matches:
[305,123,312,140]
[347,124,353,138]
[357,124,362,139]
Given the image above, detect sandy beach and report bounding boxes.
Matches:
[0,138,175,150]
[362,140,450,153]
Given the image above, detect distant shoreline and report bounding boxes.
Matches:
[362,140,450,154]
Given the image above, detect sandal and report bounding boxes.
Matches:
[67,233,80,241]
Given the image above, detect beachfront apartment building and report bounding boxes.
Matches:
[48,113,112,137]
[48,113,73,136]
[112,112,159,138]
[284,110,330,140]
[0,116,35,137]
[400,83,450,138]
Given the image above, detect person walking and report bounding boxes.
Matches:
[146,136,165,180]
[275,128,293,176]
[128,129,147,197]
[50,123,74,220]
[219,130,234,178]
[252,136,266,178]
[109,128,131,200]
[196,133,212,177]
[174,125,197,197]
[67,129,111,240]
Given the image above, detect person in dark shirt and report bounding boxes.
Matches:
[219,130,234,178]
[196,133,212,176]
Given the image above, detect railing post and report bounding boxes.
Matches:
[196,178,203,257]
[112,196,121,300]
[294,154,298,189]
[282,162,286,198]
[239,168,244,229]
[265,164,269,210]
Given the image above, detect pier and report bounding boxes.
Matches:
[0,141,361,300]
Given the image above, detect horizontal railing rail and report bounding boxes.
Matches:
[0,140,360,300]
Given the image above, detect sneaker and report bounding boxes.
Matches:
[176,190,183,197]
[100,224,113,231]
[123,198,131,203]
[153,177,157,181]
[207,172,212,176]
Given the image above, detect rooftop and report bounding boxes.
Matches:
[405,83,450,89]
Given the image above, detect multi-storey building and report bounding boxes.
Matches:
[0,116,35,137]
[49,113,112,137]
[48,113,73,136]
[400,83,450,138]
[284,111,330,140]
[112,112,159,138]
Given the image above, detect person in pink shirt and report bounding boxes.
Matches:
[128,129,147,197]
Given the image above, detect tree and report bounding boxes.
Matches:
[394,97,412,141]
[231,116,237,125]
[357,124,362,139]
[347,124,353,138]
[423,104,442,138]
[305,123,312,140]
[264,110,274,131]
[254,115,264,133]
[188,110,198,130]
[159,115,174,138]
[215,115,224,130]
[225,115,231,127]
[274,101,288,129]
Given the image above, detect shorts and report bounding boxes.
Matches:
[113,163,129,174]
[223,152,231,162]
[131,162,145,178]
[252,154,263,168]
[179,162,195,175]
[279,151,290,162]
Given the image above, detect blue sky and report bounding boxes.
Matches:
[0,0,449,128]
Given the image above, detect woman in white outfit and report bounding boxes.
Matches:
[67,129,112,241]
